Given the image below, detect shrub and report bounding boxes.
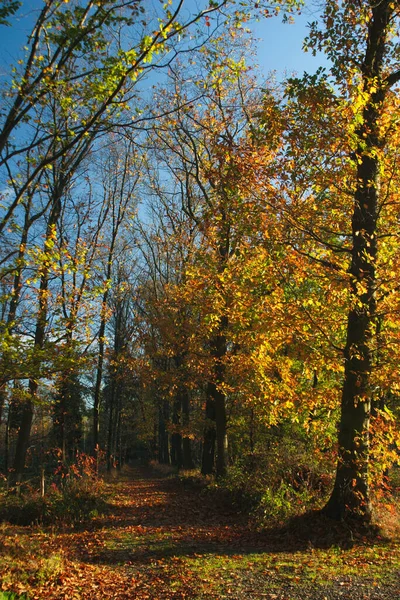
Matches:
[217,428,335,525]
[0,453,107,527]
[0,492,47,526]
[50,474,107,525]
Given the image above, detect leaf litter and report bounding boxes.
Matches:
[1,466,399,599]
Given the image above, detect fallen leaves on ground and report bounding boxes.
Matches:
[1,467,399,599]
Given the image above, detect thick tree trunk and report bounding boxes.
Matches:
[324,1,394,522]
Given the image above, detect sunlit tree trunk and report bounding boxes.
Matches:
[324,0,398,522]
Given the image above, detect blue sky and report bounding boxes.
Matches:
[252,8,327,77]
[0,1,327,79]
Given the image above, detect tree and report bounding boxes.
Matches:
[284,0,400,521]
[11,124,95,483]
[147,31,293,476]
[0,0,229,235]
[92,139,140,458]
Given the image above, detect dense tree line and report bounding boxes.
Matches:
[0,0,399,525]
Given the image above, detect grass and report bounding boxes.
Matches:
[104,528,177,556]
[181,541,400,589]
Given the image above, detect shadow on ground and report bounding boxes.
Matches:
[75,467,385,568]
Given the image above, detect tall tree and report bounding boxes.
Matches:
[92,139,140,457]
[284,0,400,521]
[12,127,95,482]
[147,31,291,476]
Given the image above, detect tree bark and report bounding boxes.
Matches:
[201,387,216,475]
[158,400,170,464]
[181,387,194,469]
[324,0,394,522]
[170,397,183,468]
[210,316,228,478]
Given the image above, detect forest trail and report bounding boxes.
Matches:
[1,466,399,599]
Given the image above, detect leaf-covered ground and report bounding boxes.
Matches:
[1,467,399,599]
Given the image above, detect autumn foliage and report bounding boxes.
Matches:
[0,0,399,562]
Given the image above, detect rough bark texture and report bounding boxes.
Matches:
[324,0,395,522]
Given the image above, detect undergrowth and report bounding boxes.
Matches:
[0,452,107,527]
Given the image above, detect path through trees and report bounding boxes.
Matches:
[1,467,399,599]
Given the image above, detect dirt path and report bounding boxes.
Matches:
[1,467,399,599]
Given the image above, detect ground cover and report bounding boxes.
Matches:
[0,467,399,599]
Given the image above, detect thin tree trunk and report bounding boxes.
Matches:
[4,399,10,486]
[211,316,228,478]
[170,397,183,468]
[181,387,194,469]
[201,388,216,475]
[106,383,115,472]
[158,400,170,464]
[11,192,62,484]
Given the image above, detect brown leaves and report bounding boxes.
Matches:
[1,469,399,599]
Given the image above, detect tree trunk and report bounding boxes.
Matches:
[170,397,183,468]
[158,400,170,464]
[11,192,62,484]
[12,387,35,484]
[4,399,10,486]
[210,317,228,478]
[106,383,115,472]
[93,320,105,458]
[214,378,228,478]
[0,387,5,428]
[324,1,394,522]
[181,387,194,469]
[201,389,216,475]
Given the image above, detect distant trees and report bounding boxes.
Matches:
[0,0,231,480]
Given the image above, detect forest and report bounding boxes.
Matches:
[0,0,399,598]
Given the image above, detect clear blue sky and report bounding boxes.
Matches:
[252,8,327,77]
